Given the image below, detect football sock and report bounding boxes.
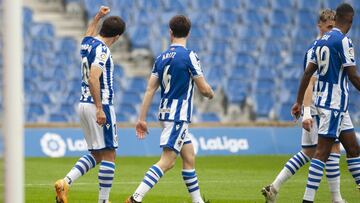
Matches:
[133,165,164,202]
[347,156,360,185]
[64,154,96,186]
[98,161,115,202]
[303,159,325,201]
[325,153,342,202]
[182,169,204,203]
[272,151,310,191]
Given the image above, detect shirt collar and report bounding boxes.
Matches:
[333,27,343,34]
[170,43,186,48]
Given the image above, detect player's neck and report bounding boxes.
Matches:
[334,24,346,34]
[171,38,187,47]
[97,35,113,47]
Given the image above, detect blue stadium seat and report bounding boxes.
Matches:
[162,0,187,11]
[272,0,295,10]
[297,0,321,12]
[31,23,55,40]
[120,103,138,115]
[231,66,253,79]
[136,0,161,11]
[116,112,129,122]
[296,10,316,27]
[323,0,343,9]
[244,0,269,10]
[213,11,239,26]
[127,77,147,92]
[283,79,299,93]
[201,112,220,122]
[235,26,263,39]
[278,103,294,121]
[188,13,212,26]
[218,0,242,11]
[256,79,276,93]
[258,67,277,81]
[234,53,256,66]
[234,40,259,54]
[190,0,216,10]
[49,114,68,122]
[120,91,142,105]
[269,10,291,26]
[225,78,249,103]
[255,93,274,118]
[128,26,150,48]
[211,25,234,40]
[243,11,268,25]
[265,26,289,38]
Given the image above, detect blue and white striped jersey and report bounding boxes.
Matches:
[310,28,356,112]
[152,44,203,123]
[80,36,114,105]
[303,39,319,116]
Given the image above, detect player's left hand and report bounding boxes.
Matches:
[302,119,313,132]
[291,102,301,121]
[98,6,110,18]
[136,120,149,139]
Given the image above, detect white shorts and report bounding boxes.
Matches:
[160,121,191,153]
[317,108,354,139]
[78,103,118,151]
[301,115,320,148]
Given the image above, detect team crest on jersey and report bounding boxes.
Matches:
[349,47,354,58]
[106,123,111,129]
[100,53,107,61]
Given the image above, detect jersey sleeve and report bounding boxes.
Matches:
[92,45,109,70]
[340,37,356,67]
[151,55,161,78]
[188,51,203,78]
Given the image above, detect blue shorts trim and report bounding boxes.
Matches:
[160,144,180,154]
[318,133,337,139]
[184,140,192,145]
[302,144,317,148]
[341,128,355,134]
[88,146,117,151]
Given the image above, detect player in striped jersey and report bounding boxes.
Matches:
[262,9,346,203]
[54,6,125,203]
[125,15,214,203]
[292,3,360,203]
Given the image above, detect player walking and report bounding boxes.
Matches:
[291,3,360,203]
[262,9,346,203]
[54,6,125,203]
[125,15,214,203]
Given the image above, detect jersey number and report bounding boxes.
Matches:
[162,65,171,94]
[82,57,90,85]
[315,46,330,76]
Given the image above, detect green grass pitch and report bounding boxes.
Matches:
[2,156,360,202]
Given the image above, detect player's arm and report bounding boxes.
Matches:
[85,6,110,37]
[194,76,214,99]
[302,76,317,131]
[347,66,360,91]
[88,66,106,125]
[291,62,317,119]
[136,75,160,139]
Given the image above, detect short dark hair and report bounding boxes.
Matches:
[99,16,126,38]
[169,15,191,38]
[335,3,354,23]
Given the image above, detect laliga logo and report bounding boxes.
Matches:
[40,133,66,158]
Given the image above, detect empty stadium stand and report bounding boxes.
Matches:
[0,0,359,123]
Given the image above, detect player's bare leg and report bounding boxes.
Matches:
[181,143,206,203]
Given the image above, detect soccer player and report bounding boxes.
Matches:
[291,3,360,203]
[125,15,214,203]
[262,9,346,203]
[54,6,125,203]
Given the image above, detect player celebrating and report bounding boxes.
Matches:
[291,3,360,203]
[125,15,214,203]
[262,9,346,203]
[54,6,125,203]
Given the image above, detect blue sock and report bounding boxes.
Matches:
[303,159,325,201]
[98,161,115,202]
[133,165,164,202]
[347,156,360,185]
[65,154,96,185]
[182,169,203,203]
[326,153,342,201]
